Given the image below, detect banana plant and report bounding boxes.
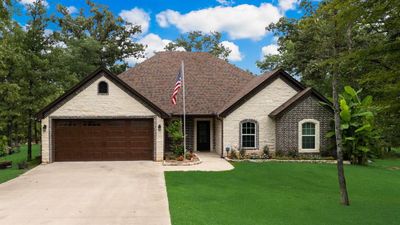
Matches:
[327,86,380,165]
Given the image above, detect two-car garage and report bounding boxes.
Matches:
[53,119,154,161]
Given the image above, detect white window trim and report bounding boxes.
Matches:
[240,121,257,149]
[298,119,320,153]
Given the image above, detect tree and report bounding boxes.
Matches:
[260,0,352,205]
[53,0,145,77]
[20,0,58,160]
[0,0,25,149]
[165,31,231,60]
[258,0,400,149]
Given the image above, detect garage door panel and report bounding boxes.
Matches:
[54,119,154,161]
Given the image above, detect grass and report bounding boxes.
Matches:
[165,159,400,225]
[0,144,41,184]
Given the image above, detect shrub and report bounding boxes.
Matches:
[239,148,246,159]
[263,145,270,158]
[17,160,28,170]
[185,152,194,160]
[275,150,285,158]
[165,120,184,156]
[0,136,8,157]
[229,149,239,159]
[288,149,298,158]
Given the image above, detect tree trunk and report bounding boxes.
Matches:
[34,121,38,144]
[7,119,12,147]
[332,72,350,205]
[332,8,350,205]
[27,114,32,161]
[27,80,33,161]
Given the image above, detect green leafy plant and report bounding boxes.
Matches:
[0,136,8,157]
[239,148,246,159]
[327,86,380,165]
[17,160,28,170]
[263,145,270,159]
[165,120,184,156]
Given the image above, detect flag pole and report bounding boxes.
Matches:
[182,60,186,160]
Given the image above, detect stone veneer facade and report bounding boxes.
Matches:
[222,77,298,156]
[275,95,334,156]
[41,73,165,163]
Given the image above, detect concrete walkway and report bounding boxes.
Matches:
[0,161,171,225]
[163,152,234,172]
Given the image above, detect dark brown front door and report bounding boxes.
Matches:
[197,121,210,151]
[54,119,154,161]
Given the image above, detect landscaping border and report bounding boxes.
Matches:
[225,157,351,164]
[163,154,203,166]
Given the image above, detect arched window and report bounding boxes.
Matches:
[98,81,108,94]
[298,119,320,152]
[240,120,258,149]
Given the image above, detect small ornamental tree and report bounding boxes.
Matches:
[165,120,184,156]
[327,86,380,165]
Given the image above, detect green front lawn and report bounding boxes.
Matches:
[165,160,400,225]
[0,144,41,184]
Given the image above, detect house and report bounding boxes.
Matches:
[36,52,333,163]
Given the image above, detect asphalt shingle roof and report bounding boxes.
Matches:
[119,51,255,115]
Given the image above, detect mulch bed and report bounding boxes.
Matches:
[225,157,350,164]
[163,154,202,166]
[0,161,12,169]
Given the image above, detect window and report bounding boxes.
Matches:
[302,123,315,149]
[98,81,108,94]
[240,120,258,148]
[298,119,320,152]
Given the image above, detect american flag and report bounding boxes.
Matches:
[171,67,183,105]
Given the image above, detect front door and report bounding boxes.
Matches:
[197,121,210,151]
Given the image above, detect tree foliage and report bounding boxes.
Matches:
[0,0,145,156]
[53,0,145,76]
[258,0,400,147]
[165,31,231,60]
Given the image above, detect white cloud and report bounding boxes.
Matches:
[261,44,279,57]
[220,41,243,61]
[44,29,52,36]
[19,0,48,8]
[156,3,282,40]
[125,33,174,65]
[278,0,299,12]
[119,8,150,34]
[66,6,78,14]
[216,0,235,6]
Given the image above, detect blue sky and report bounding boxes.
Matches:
[15,0,303,74]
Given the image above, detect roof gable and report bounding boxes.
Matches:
[268,87,332,119]
[218,69,305,117]
[36,67,169,119]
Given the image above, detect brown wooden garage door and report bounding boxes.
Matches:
[54,119,154,161]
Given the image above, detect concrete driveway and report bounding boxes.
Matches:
[0,162,171,225]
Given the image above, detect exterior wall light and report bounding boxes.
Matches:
[158,124,162,131]
[42,124,47,133]
[225,146,231,158]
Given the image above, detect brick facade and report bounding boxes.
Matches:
[275,95,334,156]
